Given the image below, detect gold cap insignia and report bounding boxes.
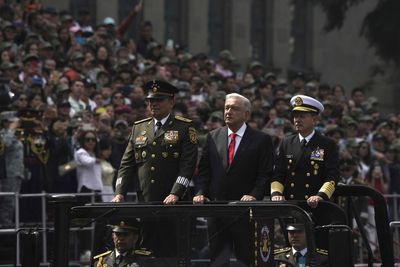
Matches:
[294,96,303,106]
[120,221,125,227]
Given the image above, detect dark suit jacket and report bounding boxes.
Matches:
[272,131,339,200]
[196,125,274,201]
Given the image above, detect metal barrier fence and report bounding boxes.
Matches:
[0,191,399,265]
[0,191,137,266]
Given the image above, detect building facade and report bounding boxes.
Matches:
[42,0,396,110]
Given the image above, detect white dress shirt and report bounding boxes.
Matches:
[227,123,247,156]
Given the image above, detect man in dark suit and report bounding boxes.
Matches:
[271,95,339,208]
[194,93,274,266]
[112,80,198,259]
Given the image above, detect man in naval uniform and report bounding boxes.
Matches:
[274,223,329,267]
[93,219,151,267]
[112,80,198,259]
[271,95,339,208]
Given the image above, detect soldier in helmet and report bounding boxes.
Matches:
[93,219,151,267]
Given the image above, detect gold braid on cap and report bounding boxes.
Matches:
[271,181,284,194]
[319,181,336,199]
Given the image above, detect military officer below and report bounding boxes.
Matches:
[271,95,339,208]
[274,223,328,267]
[111,79,198,258]
[93,219,151,267]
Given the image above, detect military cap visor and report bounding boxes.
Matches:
[111,220,140,233]
[145,80,178,99]
[290,95,324,114]
[286,223,305,231]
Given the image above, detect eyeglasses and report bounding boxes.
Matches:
[85,137,96,142]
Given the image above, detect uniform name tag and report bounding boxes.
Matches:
[285,155,293,159]
[310,149,324,161]
[164,131,179,144]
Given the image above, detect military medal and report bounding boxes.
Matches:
[164,131,179,144]
[310,148,324,161]
[162,152,168,158]
[135,135,147,146]
[140,130,146,135]
[173,152,180,158]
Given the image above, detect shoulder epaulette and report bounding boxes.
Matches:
[274,247,291,254]
[93,250,112,260]
[316,248,329,255]
[134,248,153,256]
[353,178,366,185]
[134,117,152,125]
[175,115,192,123]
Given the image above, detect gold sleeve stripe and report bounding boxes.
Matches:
[271,181,284,194]
[319,181,336,199]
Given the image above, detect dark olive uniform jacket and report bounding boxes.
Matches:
[93,249,151,267]
[115,115,198,201]
[271,131,339,201]
[274,247,329,267]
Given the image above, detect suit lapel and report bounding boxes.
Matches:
[216,126,229,169]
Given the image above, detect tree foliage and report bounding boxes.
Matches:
[315,0,400,65]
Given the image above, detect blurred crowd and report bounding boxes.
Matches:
[0,1,399,240]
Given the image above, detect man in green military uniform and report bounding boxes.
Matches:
[93,219,151,267]
[112,80,198,258]
[274,223,329,267]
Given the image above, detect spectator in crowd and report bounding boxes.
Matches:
[98,137,114,202]
[0,111,24,227]
[74,128,102,204]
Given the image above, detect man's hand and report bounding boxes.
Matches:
[111,194,124,202]
[240,195,256,201]
[163,194,179,205]
[193,195,209,204]
[307,195,323,208]
[271,195,285,201]
[134,0,143,13]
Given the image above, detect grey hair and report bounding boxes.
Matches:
[226,93,251,111]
